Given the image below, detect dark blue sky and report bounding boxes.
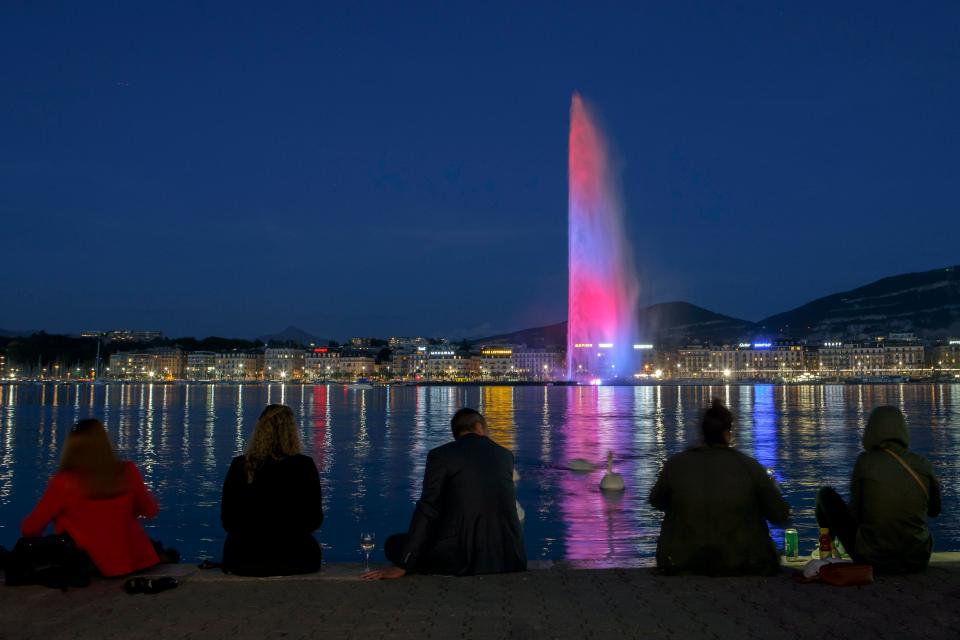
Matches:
[3,2,958,339]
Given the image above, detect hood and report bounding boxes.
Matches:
[862,405,909,450]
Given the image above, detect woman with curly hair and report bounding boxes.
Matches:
[220,404,323,576]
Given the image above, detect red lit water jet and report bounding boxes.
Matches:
[567,94,639,379]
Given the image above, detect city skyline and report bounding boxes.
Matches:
[3,4,959,338]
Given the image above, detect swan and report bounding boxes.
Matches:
[599,451,625,491]
[567,458,595,473]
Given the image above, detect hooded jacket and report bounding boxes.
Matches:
[851,406,941,573]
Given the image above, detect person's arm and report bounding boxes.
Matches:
[127,463,159,519]
[649,462,670,511]
[365,448,446,579]
[21,474,67,537]
[294,457,323,532]
[400,448,446,570]
[927,470,942,518]
[220,458,246,533]
[849,457,864,521]
[756,464,790,527]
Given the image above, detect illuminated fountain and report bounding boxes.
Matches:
[567,93,639,380]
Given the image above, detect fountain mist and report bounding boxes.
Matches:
[567,93,639,379]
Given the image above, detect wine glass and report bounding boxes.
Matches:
[360,532,376,572]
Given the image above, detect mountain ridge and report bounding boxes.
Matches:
[474,265,960,346]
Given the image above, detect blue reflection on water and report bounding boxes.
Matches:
[0,382,957,565]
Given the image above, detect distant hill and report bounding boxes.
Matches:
[757,265,960,341]
[0,328,35,338]
[638,301,753,345]
[256,326,332,347]
[475,266,960,347]
[473,302,752,348]
[471,322,567,348]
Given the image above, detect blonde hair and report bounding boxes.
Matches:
[244,404,302,483]
[60,419,125,498]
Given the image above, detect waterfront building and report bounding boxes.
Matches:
[738,341,805,380]
[478,346,515,381]
[677,341,804,380]
[930,339,960,373]
[304,347,340,381]
[678,344,713,379]
[264,348,305,381]
[411,347,470,380]
[0,353,5,378]
[216,351,263,381]
[185,351,218,381]
[148,347,184,380]
[107,352,158,380]
[512,348,565,380]
[339,349,375,380]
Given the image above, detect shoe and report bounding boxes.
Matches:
[143,577,178,594]
[124,576,150,594]
[124,576,179,595]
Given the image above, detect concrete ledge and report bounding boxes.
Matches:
[3,556,960,639]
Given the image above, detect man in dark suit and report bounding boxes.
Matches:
[363,407,526,579]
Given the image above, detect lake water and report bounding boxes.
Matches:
[0,382,957,566]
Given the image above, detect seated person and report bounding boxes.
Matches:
[21,418,160,577]
[220,404,323,576]
[817,405,941,574]
[364,408,526,579]
[649,399,790,576]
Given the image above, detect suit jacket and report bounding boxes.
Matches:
[400,433,526,575]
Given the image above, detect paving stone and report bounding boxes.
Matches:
[3,562,960,639]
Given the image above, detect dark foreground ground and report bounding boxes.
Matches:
[3,555,960,640]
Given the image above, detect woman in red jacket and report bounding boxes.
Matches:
[21,418,160,577]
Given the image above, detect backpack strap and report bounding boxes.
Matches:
[881,448,929,499]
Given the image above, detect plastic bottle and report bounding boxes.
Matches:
[818,528,833,559]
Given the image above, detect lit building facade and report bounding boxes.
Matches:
[264,348,305,381]
[512,348,566,380]
[478,346,515,380]
[304,347,340,381]
[185,351,218,381]
[216,352,263,381]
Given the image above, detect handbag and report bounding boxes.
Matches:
[818,562,874,586]
[4,533,92,590]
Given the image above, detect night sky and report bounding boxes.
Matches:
[3,3,958,340]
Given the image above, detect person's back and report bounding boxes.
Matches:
[220,405,323,576]
[367,407,525,580]
[21,420,160,577]
[851,406,940,573]
[649,400,789,576]
[423,433,525,575]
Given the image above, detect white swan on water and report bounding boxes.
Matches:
[599,451,624,492]
[567,458,595,473]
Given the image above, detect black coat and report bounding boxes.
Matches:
[400,433,526,575]
[220,454,323,576]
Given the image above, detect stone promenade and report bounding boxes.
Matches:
[3,556,960,639]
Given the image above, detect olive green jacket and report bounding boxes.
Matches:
[649,445,790,576]
[851,412,941,573]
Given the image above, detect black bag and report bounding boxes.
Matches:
[4,534,93,590]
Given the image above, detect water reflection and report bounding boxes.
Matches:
[0,382,957,563]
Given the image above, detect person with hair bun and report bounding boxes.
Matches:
[220,404,323,576]
[649,398,789,575]
[21,418,160,577]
